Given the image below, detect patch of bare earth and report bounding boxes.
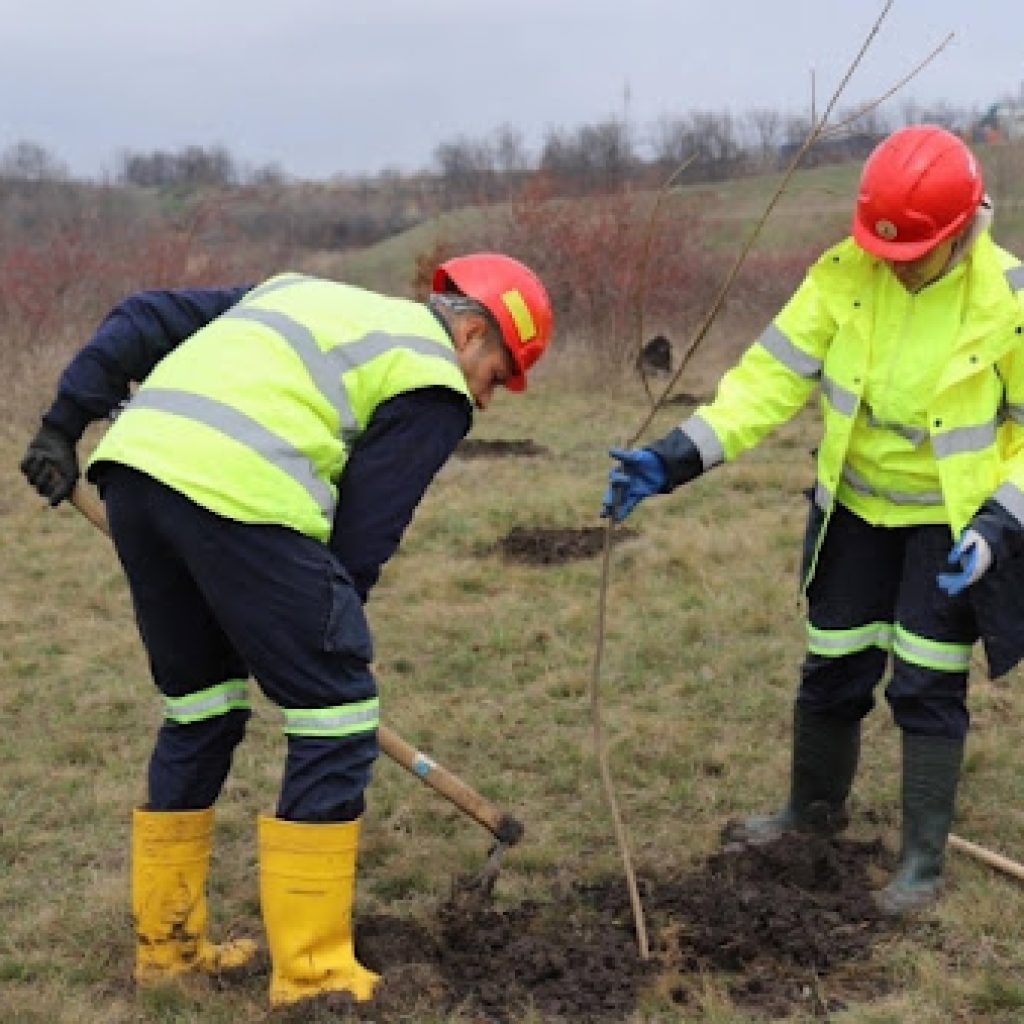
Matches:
[498,526,639,565]
[320,834,901,1023]
[456,438,550,459]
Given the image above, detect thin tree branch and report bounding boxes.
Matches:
[629,0,896,444]
[820,31,956,139]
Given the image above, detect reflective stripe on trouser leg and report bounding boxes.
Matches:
[806,621,893,658]
[886,625,972,739]
[164,680,251,723]
[278,700,380,822]
[892,625,971,673]
[282,699,380,737]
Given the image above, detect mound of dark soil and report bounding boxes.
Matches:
[340,833,899,1023]
[499,526,638,565]
[456,438,550,458]
[644,833,896,1017]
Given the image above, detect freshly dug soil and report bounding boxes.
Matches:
[456,438,550,458]
[498,526,639,565]
[343,833,899,1023]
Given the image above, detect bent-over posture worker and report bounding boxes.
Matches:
[21,254,553,1006]
[603,125,1024,915]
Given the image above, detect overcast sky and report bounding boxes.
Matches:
[2,1,1021,180]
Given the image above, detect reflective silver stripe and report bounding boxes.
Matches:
[757,323,822,379]
[841,464,943,506]
[165,681,250,723]
[1006,403,1024,425]
[343,331,460,369]
[283,700,380,737]
[680,413,724,468]
[840,465,872,497]
[221,313,461,447]
[931,420,997,458]
[1006,265,1024,291]
[995,482,1024,527]
[245,273,312,301]
[814,479,832,509]
[130,388,335,520]
[893,625,971,672]
[821,374,858,417]
[807,621,893,656]
[223,305,361,443]
[864,406,928,447]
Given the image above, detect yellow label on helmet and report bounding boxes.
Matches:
[501,289,536,343]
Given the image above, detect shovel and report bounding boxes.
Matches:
[70,482,523,888]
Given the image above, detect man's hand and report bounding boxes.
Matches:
[20,423,79,506]
[936,528,993,596]
[600,447,667,523]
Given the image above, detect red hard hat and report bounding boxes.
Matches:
[852,125,984,261]
[432,253,553,392]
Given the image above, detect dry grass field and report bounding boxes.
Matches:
[4,149,1024,1022]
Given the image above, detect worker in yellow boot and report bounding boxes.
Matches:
[21,254,553,1006]
[133,807,256,980]
[258,816,378,1004]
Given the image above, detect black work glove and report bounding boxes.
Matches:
[20,423,79,506]
[646,427,705,489]
[968,498,1024,564]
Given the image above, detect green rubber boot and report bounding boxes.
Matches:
[873,732,964,917]
[723,704,860,846]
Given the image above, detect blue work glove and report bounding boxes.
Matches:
[936,528,993,596]
[601,447,667,523]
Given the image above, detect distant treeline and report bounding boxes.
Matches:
[0,96,997,204]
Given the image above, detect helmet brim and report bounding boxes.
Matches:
[852,216,959,262]
[504,364,527,392]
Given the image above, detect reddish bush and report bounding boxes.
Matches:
[407,178,728,375]
[0,197,282,352]
[730,246,820,321]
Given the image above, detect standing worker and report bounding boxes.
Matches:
[603,125,1024,915]
[20,254,553,1006]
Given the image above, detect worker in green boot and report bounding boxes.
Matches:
[603,125,1024,915]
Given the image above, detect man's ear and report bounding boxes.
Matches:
[452,312,489,352]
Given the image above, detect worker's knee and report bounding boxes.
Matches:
[797,651,881,720]
[148,707,250,810]
[278,731,379,822]
[887,695,968,739]
[886,666,968,739]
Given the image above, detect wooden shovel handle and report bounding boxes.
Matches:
[378,725,523,845]
[949,832,1024,883]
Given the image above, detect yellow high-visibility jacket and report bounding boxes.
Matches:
[89,273,472,542]
[680,232,1024,586]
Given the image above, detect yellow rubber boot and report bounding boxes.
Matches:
[258,815,379,1006]
[132,807,257,982]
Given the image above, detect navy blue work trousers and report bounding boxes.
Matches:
[100,465,378,821]
[799,503,979,739]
